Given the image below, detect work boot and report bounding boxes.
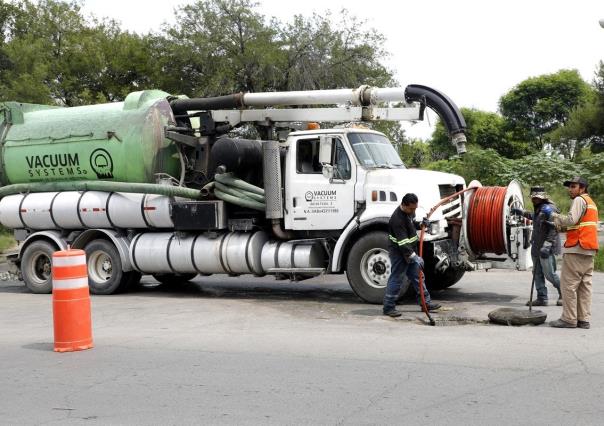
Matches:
[383,309,402,318]
[426,303,441,312]
[549,319,576,328]
[526,299,547,307]
[556,298,563,306]
[577,321,590,329]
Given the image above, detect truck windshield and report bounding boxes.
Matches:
[347,133,405,169]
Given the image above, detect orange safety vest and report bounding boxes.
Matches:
[564,194,599,250]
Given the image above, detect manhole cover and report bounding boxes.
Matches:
[488,307,547,326]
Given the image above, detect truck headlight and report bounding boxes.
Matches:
[429,221,440,235]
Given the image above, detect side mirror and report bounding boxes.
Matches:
[319,135,333,165]
[322,164,334,180]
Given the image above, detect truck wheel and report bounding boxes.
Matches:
[424,267,465,291]
[21,240,56,294]
[84,239,128,295]
[152,273,197,287]
[346,231,410,304]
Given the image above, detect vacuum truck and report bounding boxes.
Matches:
[0,85,532,303]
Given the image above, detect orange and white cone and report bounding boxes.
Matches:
[52,249,93,352]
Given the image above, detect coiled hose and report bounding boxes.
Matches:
[203,173,266,211]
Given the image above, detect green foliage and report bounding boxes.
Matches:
[425,146,604,211]
[0,227,15,253]
[275,10,393,90]
[595,249,604,273]
[0,0,394,105]
[426,147,512,186]
[0,0,157,105]
[499,69,591,151]
[155,1,393,96]
[548,62,604,157]
[397,139,430,168]
[430,108,531,160]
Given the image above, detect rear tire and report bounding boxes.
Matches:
[84,239,128,295]
[346,231,410,304]
[21,240,56,294]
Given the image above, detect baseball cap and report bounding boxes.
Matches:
[563,176,588,187]
[529,186,548,200]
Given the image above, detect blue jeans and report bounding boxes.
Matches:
[383,249,432,312]
[532,254,561,301]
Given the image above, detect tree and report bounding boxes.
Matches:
[429,107,530,160]
[155,0,281,96]
[548,62,604,157]
[155,0,394,97]
[275,10,393,91]
[499,69,591,151]
[0,0,159,105]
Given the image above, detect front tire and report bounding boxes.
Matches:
[21,240,56,294]
[346,231,410,304]
[424,267,465,291]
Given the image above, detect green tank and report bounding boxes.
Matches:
[0,90,180,185]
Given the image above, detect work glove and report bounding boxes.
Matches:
[540,204,553,218]
[539,241,552,259]
[510,207,524,216]
[420,217,431,229]
[410,254,424,269]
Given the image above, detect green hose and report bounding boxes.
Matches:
[214,182,265,204]
[214,173,265,196]
[0,181,203,199]
[209,173,267,211]
[214,188,265,211]
[0,174,268,212]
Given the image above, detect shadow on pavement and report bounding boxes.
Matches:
[22,342,54,352]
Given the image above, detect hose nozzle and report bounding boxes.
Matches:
[452,132,467,155]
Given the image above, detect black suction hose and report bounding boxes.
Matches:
[405,84,468,154]
[171,93,245,114]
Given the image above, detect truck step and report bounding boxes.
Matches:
[267,267,325,275]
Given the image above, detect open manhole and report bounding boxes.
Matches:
[488,307,547,326]
[415,313,489,326]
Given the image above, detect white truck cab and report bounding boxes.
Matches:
[280,127,467,302]
[285,128,464,234]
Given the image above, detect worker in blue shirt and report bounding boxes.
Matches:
[383,193,441,317]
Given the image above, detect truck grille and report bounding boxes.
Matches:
[438,184,462,218]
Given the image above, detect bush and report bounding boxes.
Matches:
[425,149,604,214]
[0,227,15,253]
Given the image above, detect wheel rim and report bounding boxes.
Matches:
[28,251,51,284]
[88,250,113,283]
[360,248,391,289]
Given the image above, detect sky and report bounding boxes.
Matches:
[81,0,604,139]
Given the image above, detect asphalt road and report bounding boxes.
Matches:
[1,269,603,425]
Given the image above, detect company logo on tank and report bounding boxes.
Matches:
[26,153,86,179]
[24,149,116,180]
[90,149,114,179]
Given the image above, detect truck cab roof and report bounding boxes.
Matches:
[287,127,382,138]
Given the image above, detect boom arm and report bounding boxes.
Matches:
[169,85,468,154]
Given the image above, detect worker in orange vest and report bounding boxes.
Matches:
[544,177,599,329]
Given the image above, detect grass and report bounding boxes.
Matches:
[595,250,604,272]
[0,230,16,253]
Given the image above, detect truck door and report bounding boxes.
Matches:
[285,135,356,230]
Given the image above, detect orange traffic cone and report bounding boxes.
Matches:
[52,249,93,352]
